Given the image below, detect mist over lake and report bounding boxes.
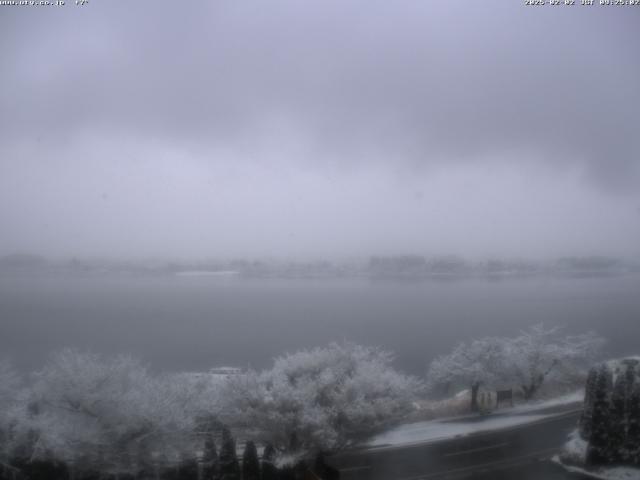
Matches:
[2,273,639,375]
[3,3,640,478]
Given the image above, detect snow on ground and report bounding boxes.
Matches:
[586,467,640,480]
[409,390,472,420]
[556,429,588,465]
[366,413,551,448]
[368,390,585,449]
[553,462,640,480]
[410,389,584,423]
[508,389,584,414]
[553,429,640,480]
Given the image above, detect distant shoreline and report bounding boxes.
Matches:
[174,270,240,277]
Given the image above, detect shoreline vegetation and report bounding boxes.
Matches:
[0,330,602,480]
[0,253,638,280]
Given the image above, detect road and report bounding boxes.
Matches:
[327,407,592,480]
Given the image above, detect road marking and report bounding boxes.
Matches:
[442,441,509,457]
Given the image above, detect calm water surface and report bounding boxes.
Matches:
[1,274,639,374]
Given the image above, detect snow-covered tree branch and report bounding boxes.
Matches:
[426,325,605,410]
[426,337,510,412]
[0,360,26,471]
[505,324,605,399]
[223,342,423,456]
[27,349,211,476]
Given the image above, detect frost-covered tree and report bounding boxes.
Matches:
[28,349,203,477]
[428,326,605,411]
[241,440,259,480]
[224,342,421,455]
[426,337,508,412]
[0,360,26,474]
[505,325,604,400]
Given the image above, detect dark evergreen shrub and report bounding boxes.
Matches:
[587,363,612,465]
[175,455,199,480]
[276,465,295,480]
[628,381,640,465]
[219,427,240,480]
[202,433,220,480]
[580,366,598,440]
[610,366,630,463]
[583,358,640,467]
[313,453,340,480]
[241,441,259,480]
[260,444,278,480]
[12,459,69,480]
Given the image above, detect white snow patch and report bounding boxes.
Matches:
[555,428,640,480]
[509,390,584,414]
[367,413,551,448]
[555,462,640,480]
[455,388,470,398]
[558,429,588,465]
[593,467,640,480]
[274,452,305,469]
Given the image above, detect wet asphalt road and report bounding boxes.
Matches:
[327,408,593,480]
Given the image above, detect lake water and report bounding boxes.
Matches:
[1,274,640,375]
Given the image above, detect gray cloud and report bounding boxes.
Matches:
[0,1,639,258]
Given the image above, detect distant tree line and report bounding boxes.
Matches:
[0,254,632,279]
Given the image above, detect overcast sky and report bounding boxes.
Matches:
[1,1,639,260]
